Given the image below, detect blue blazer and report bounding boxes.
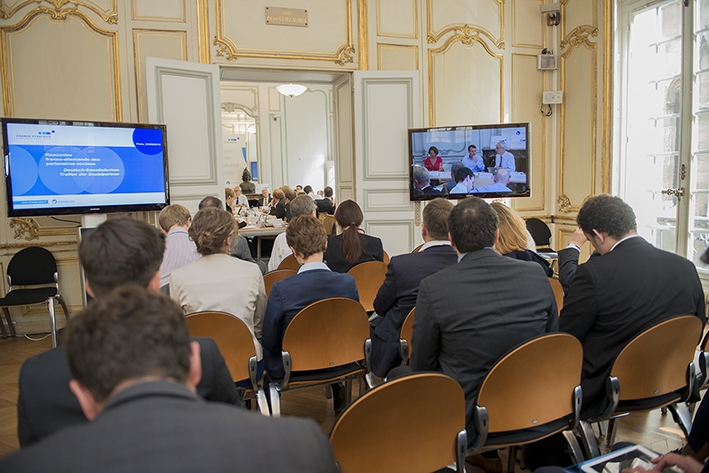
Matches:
[262,269,359,378]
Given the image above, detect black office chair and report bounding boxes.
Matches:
[525,218,557,255]
[0,247,69,347]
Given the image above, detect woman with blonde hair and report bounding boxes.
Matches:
[324,199,384,273]
[490,201,553,276]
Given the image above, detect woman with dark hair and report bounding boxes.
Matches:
[324,200,384,273]
[424,146,443,172]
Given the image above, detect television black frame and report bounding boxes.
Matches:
[1,117,170,217]
[408,122,531,201]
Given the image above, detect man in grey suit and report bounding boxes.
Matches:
[2,287,337,472]
[411,197,558,471]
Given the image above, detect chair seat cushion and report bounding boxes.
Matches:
[484,417,572,448]
[0,287,57,306]
[615,392,682,414]
[273,362,366,386]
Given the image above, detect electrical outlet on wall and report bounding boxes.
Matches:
[542,91,563,104]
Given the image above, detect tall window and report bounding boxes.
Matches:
[618,0,709,271]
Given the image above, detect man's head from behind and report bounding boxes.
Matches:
[422,198,454,241]
[448,197,498,254]
[286,215,327,262]
[65,286,199,418]
[324,186,334,198]
[413,166,431,189]
[198,195,224,210]
[455,167,474,192]
[577,194,637,254]
[290,195,316,218]
[494,168,510,185]
[158,204,191,233]
[450,160,464,179]
[285,188,297,203]
[79,217,164,298]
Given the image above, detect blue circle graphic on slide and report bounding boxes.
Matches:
[9,147,39,195]
[38,147,125,195]
[132,128,163,155]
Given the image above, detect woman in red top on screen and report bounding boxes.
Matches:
[423,146,444,172]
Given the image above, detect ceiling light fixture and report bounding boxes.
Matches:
[276,84,308,98]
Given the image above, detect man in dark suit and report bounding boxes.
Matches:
[411,197,558,469]
[2,287,337,473]
[16,217,242,448]
[371,198,457,378]
[262,215,359,402]
[560,195,706,419]
[412,165,441,195]
[269,188,288,220]
[315,186,336,215]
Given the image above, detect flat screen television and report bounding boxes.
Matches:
[1,117,170,217]
[409,122,530,201]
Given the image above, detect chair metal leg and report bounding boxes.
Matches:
[48,297,57,348]
[606,418,619,449]
[2,307,16,338]
[269,385,281,417]
[256,388,270,416]
[576,421,601,458]
[563,430,586,464]
[0,311,7,339]
[365,372,377,389]
[344,380,353,407]
[55,294,70,323]
[668,403,693,438]
[506,446,518,473]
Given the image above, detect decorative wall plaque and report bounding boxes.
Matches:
[265,7,308,27]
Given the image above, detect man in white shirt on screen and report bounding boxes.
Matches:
[493,141,516,172]
[462,144,486,173]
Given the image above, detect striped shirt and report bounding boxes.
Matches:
[159,227,200,288]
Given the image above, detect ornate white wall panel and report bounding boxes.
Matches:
[334,77,354,187]
[512,53,546,213]
[268,86,282,112]
[377,44,418,70]
[377,0,417,38]
[2,14,120,120]
[430,41,502,126]
[133,29,188,121]
[511,0,543,48]
[363,188,413,212]
[132,0,186,22]
[563,0,598,34]
[366,220,414,256]
[427,0,502,45]
[220,85,258,112]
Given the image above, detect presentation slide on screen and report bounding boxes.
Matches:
[5,123,166,210]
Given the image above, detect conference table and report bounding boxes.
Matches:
[239,225,286,259]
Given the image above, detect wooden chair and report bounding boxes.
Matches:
[577,315,703,458]
[383,250,390,265]
[548,277,564,311]
[347,261,388,313]
[319,213,337,236]
[412,244,424,253]
[277,254,300,270]
[330,373,466,473]
[468,333,585,470]
[185,311,269,415]
[398,307,415,364]
[268,297,372,416]
[263,269,297,297]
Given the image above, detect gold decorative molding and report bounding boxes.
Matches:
[427,33,504,125]
[414,201,421,226]
[601,0,612,193]
[427,24,504,49]
[0,0,118,24]
[426,0,504,48]
[131,0,185,22]
[0,7,122,120]
[213,0,356,66]
[377,43,418,70]
[560,26,598,49]
[0,241,78,250]
[376,0,417,39]
[8,217,79,241]
[358,0,368,69]
[198,0,210,64]
[557,194,572,213]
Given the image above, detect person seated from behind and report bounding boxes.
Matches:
[316,186,336,215]
[262,215,359,413]
[240,168,256,194]
[1,287,338,473]
[234,185,249,208]
[269,188,287,219]
[462,144,486,173]
[158,204,200,293]
[16,216,241,448]
[268,195,317,271]
[424,146,444,172]
[412,165,440,195]
[491,202,553,276]
[303,185,316,199]
[317,189,324,198]
[370,198,458,378]
[225,187,236,214]
[295,185,303,192]
[199,196,266,274]
[444,161,465,194]
[257,188,270,207]
[284,188,296,222]
[472,168,512,194]
[449,166,474,194]
[170,207,266,381]
[324,199,384,273]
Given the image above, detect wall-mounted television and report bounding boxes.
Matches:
[1,117,170,217]
[409,122,530,201]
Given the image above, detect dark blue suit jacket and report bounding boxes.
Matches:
[371,244,458,377]
[262,268,359,378]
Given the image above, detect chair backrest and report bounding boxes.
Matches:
[282,297,370,371]
[383,250,390,265]
[412,244,424,253]
[277,254,300,270]
[7,247,58,286]
[525,218,552,248]
[319,213,337,236]
[185,311,256,382]
[399,307,416,359]
[548,277,564,311]
[477,333,582,432]
[611,315,702,400]
[347,261,388,312]
[330,373,466,473]
[263,269,297,297]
